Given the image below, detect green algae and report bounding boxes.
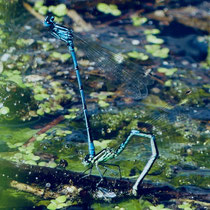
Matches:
[0,187,38,209]
[145,45,169,58]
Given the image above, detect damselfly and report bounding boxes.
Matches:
[44,16,158,195]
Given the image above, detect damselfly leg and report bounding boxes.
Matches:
[101,163,121,178]
[82,130,158,192]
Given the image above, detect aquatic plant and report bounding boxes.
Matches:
[97,3,121,16]
[131,15,147,26]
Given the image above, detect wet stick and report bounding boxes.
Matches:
[1,158,209,202]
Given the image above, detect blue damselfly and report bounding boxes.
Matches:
[44,16,158,195]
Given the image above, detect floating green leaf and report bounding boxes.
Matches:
[38,6,48,15]
[57,203,68,209]
[38,162,47,167]
[16,38,34,47]
[157,67,177,76]
[36,134,47,141]
[98,100,109,108]
[50,52,70,62]
[144,29,160,35]
[97,3,109,13]
[37,41,54,51]
[48,162,57,168]
[24,160,37,165]
[150,204,171,210]
[165,80,172,87]
[178,202,195,210]
[64,113,76,119]
[53,4,67,17]
[145,44,161,53]
[48,5,55,13]
[60,53,71,62]
[97,3,121,16]
[56,195,67,203]
[34,94,50,101]
[68,108,79,112]
[131,15,147,26]
[127,51,149,60]
[37,108,44,116]
[146,34,164,44]
[2,71,25,88]
[145,45,169,58]
[34,1,44,10]
[47,203,57,210]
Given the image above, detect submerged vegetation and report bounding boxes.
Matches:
[0,0,209,209]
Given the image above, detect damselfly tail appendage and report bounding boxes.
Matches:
[82,130,158,194]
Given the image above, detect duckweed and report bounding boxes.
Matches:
[97,3,121,16]
[127,51,149,60]
[157,67,178,76]
[47,195,72,210]
[16,38,34,47]
[50,52,71,62]
[146,34,164,44]
[131,15,147,26]
[52,4,67,17]
[144,29,160,35]
[2,70,25,88]
[34,2,67,17]
[145,45,169,58]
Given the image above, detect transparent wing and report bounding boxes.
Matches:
[74,34,153,100]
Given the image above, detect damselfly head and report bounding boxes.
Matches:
[82,154,92,166]
[44,16,54,27]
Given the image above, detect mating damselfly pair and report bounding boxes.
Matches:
[44,16,158,195]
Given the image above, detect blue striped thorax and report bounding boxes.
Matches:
[44,16,73,43]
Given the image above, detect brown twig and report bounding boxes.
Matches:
[23,1,93,31]
[67,9,93,32]
[24,115,65,147]
[1,158,210,202]
[23,2,44,22]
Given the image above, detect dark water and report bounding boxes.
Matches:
[0,0,209,209]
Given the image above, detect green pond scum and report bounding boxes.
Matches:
[0,0,209,209]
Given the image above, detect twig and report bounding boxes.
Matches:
[10,181,61,199]
[67,10,93,32]
[1,158,210,202]
[23,1,93,31]
[23,2,44,22]
[24,115,65,147]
